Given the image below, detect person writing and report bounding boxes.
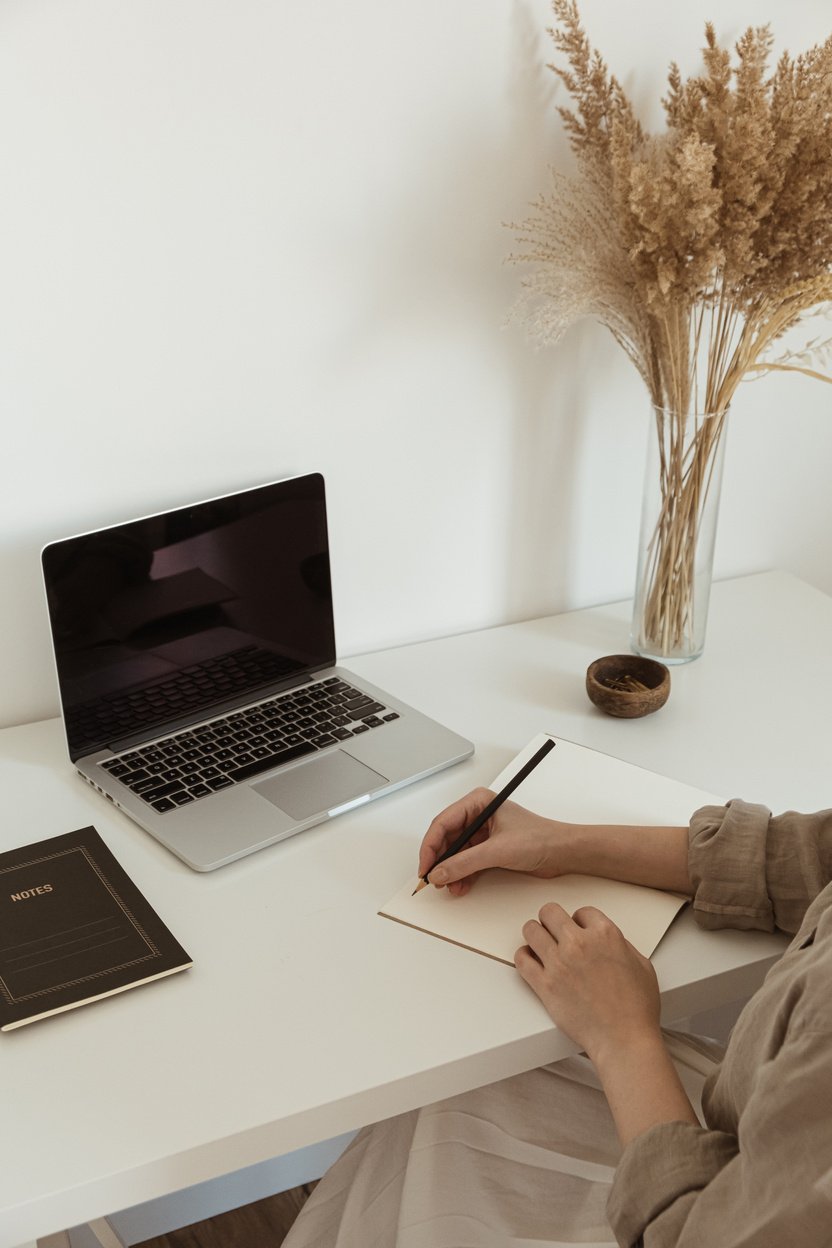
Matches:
[283,792,832,1247]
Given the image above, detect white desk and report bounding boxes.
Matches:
[2,571,829,1248]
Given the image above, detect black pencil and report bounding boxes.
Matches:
[412,737,556,895]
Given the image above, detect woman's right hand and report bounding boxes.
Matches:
[417,788,571,896]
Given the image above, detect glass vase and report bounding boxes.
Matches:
[630,404,729,664]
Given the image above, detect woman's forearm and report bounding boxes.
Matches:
[561,821,693,895]
[593,1031,700,1146]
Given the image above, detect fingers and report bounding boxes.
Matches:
[417,788,496,878]
[571,905,613,929]
[536,904,622,951]
[518,904,615,971]
[521,919,553,965]
[537,902,573,939]
[428,838,497,887]
[514,942,542,982]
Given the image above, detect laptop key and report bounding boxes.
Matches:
[226,741,317,783]
[151,798,176,812]
[142,780,188,803]
[356,702,386,718]
[131,776,166,794]
[343,698,373,715]
[121,767,150,785]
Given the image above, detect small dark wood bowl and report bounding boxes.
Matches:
[585,654,670,718]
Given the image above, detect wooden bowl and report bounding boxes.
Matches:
[585,654,670,718]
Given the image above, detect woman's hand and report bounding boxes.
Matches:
[418,788,571,896]
[419,792,693,900]
[420,793,699,1143]
[515,903,661,1067]
[516,903,700,1145]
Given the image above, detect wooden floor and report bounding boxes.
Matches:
[134,1183,316,1248]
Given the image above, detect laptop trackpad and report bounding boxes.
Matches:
[253,750,388,820]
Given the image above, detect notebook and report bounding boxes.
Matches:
[0,826,191,1031]
[41,474,474,872]
[379,734,725,964]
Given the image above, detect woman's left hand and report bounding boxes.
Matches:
[515,903,662,1067]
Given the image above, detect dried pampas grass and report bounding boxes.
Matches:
[510,2,832,655]
[511,1,832,409]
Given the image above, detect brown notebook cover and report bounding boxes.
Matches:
[0,826,192,1031]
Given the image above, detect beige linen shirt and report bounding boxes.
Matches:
[607,800,832,1248]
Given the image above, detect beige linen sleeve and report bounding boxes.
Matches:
[607,1025,832,1248]
[687,800,832,934]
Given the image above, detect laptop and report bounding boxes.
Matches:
[41,473,474,871]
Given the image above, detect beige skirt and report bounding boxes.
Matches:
[283,1032,721,1248]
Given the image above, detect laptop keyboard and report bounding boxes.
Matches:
[99,677,400,814]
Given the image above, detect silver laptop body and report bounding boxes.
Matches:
[41,473,474,870]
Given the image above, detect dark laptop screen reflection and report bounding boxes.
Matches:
[42,477,336,760]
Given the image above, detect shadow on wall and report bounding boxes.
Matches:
[291,0,592,629]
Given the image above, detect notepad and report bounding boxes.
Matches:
[0,826,192,1031]
[379,734,724,964]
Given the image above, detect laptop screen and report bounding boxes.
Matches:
[42,474,336,761]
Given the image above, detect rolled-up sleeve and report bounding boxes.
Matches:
[607,1122,737,1246]
[607,1026,832,1247]
[688,801,832,934]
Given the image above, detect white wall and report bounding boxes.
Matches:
[1,0,830,730]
